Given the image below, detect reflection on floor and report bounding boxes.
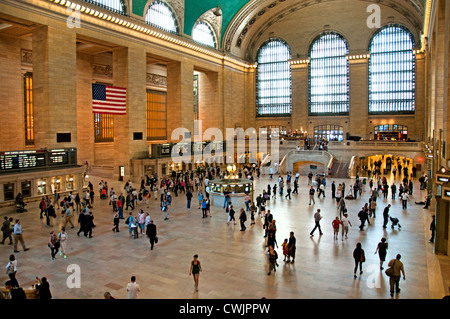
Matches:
[0,173,448,299]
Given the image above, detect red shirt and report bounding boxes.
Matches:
[332,220,340,229]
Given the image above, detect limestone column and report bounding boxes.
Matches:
[291,61,309,133]
[0,35,23,150]
[414,52,426,142]
[166,59,194,141]
[76,52,94,165]
[348,56,369,139]
[199,70,221,134]
[113,46,147,181]
[32,25,77,150]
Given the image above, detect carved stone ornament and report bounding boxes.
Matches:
[92,63,113,77]
[21,49,32,64]
[147,73,167,87]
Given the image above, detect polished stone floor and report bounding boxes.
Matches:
[0,173,448,299]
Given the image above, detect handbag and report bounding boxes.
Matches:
[154,236,158,244]
[385,260,396,277]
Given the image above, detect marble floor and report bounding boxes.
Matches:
[0,173,448,299]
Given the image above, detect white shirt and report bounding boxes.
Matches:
[127,282,140,299]
[341,217,350,227]
[6,260,17,272]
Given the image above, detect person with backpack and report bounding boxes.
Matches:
[6,254,18,287]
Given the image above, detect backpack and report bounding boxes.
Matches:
[125,217,130,225]
[6,263,14,275]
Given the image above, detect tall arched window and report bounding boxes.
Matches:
[256,39,292,117]
[309,32,349,116]
[192,21,216,48]
[82,0,127,15]
[145,0,179,34]
[368,25,415,114]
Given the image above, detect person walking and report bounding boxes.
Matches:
[353,242,365,278]
[58,227,68,259]
[308,186,316,205]
[77,210,88,237]
[332,217,341,240]
[358,208,369,231]
[13,219,29,253]
[146,220,157,250]
[201,199,207,218]
[286,231,296,263]
[341,213,352,240]
[239,208,247,231]
[186,190,193,210]
[6,254,19,287]
[48,231,60,261]
[401,191,410,209]
[63,204,75,229]
[267,245,278,276]
[387,254,406,297]
[310,209,323,236]
[227,205,236,225]
[382,204,391,228]
[126,276,141,299]
[189,254,202,292]
[1,216,12,245]
[112,212,120,233]
[429,215,436,243]
[374,237,388,270]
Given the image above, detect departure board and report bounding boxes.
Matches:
[48,149,69,166]
[0,150,46,171]
[0,148,77,173]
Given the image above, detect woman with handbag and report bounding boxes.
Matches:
[353,242,365,278]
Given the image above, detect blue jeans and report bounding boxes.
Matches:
[224,197,229,208]
[187,199,191,209]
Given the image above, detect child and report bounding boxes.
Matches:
[281,238,289,261]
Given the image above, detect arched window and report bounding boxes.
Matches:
[82,0,127,15]
[309,32,349,116]
[145,0,179,34]
[192,21,216,48]
[368,25,415,114]
[256,39,292,117]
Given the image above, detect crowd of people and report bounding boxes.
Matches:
[0,160,438,299]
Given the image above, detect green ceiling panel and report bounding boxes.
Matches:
[132,0,149,16]
[131,0,250,46]
[184,0,250,39]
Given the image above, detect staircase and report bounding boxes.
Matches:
[330,160,349,178]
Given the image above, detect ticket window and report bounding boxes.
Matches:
[21,181,31,198]
[52,177,61,193]
[37,180,47,195]
[66,176,74,191]
[4,183,14,201]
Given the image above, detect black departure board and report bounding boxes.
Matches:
[0,150,46,170]
[48,149,69,166]
[0,148,77,173]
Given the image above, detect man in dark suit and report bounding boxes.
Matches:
[383,204,391,228]
[146,220,157,250]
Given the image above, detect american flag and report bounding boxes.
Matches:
[92,83,127,115]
